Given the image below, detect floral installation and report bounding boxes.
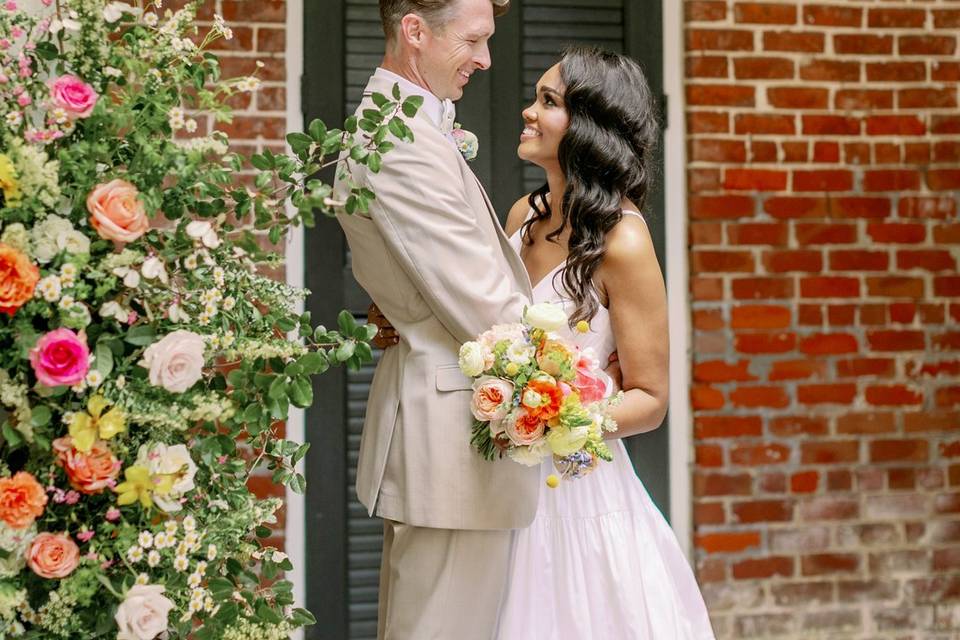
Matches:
[451,123,478,162]
[458,303,623,486]
[0,0,419,637]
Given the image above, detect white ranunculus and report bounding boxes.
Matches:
[136,443,198,513]
[524,302,567,332]
[458,341,485,377]
[141,330,206,393]
[115,584,175,640]
[140,257,169,284]
[546,424,590,457]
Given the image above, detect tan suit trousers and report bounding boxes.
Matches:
[378,520,513,640]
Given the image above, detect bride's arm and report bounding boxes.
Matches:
[597,216,669,438]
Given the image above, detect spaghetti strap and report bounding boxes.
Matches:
[621,209,645,223]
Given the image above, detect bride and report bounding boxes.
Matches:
[495,47,716,640]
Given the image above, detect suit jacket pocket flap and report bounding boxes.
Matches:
[435,364,473,392]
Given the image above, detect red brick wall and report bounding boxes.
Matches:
[686,1,960,637]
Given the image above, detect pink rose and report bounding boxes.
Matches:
[29,327,90,387]
[86,179,149,244]
[504,409,545,446]
[141,330,206,393]
[470,376,514,421]
[49,74,98,119]
[115,584,175,640]
[27,532,79,579]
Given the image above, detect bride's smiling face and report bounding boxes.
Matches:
[518,64,569,171]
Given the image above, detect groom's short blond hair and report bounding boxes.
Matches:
[380,0,510,40]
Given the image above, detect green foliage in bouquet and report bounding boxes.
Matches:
[0,1,419,637]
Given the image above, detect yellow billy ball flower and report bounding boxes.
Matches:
[575,320,590,334]
[504,362,520,377]
[546,474,560,489]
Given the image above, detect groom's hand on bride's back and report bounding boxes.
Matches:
[368,303,400,349]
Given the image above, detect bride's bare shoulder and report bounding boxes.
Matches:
[504,194,532,237]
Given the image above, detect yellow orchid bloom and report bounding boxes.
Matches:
[115,466,156,508]
[69,395,126,452]
[0,154,21,206]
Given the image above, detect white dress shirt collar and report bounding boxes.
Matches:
[373,67,454,133]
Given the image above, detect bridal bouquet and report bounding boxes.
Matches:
[0,1,417,638]
[458,303,622,484]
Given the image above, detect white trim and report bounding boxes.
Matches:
[663,0,693,561]
[284,0,306,637]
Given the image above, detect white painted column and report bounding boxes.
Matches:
[663,0,693,561]
[284,0,306,637]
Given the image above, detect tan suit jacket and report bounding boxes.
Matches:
[334,73,539,530]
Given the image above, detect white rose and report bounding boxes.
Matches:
[141,330,206,393]
[458,341,485,377]
[524,302,567,332]
[115,584,175,640]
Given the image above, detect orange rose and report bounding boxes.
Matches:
[0,471,48,529]
[0,243,39,316]
[53,437,121,494]
[86,179,149,243]
[27,532,79,579]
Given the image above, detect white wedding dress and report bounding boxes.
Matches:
[496,212,716,640]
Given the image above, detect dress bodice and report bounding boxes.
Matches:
[507,210,645,364]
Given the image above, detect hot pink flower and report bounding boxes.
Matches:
[48,75,98,119]
[29,327,90,387]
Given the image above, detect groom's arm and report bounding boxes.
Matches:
[360,135,527,344]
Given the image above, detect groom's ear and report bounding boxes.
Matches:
[399,13,429,48]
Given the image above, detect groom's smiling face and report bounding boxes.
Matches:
[416,0,495,100]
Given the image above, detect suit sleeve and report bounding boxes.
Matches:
[359,130,529,344]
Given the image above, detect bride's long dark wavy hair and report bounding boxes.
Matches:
[521,46,660,325]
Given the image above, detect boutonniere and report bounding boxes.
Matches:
[451,123,479,162]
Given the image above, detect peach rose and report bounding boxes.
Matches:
[504,409,545,446]
[470,376,514,422]
[0,243,39,316]
[0,471,47,529]
[53,437,121,494]
[86,179,149,243]
[27,532,79,579]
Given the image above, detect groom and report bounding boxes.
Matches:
[333,0,538,638]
